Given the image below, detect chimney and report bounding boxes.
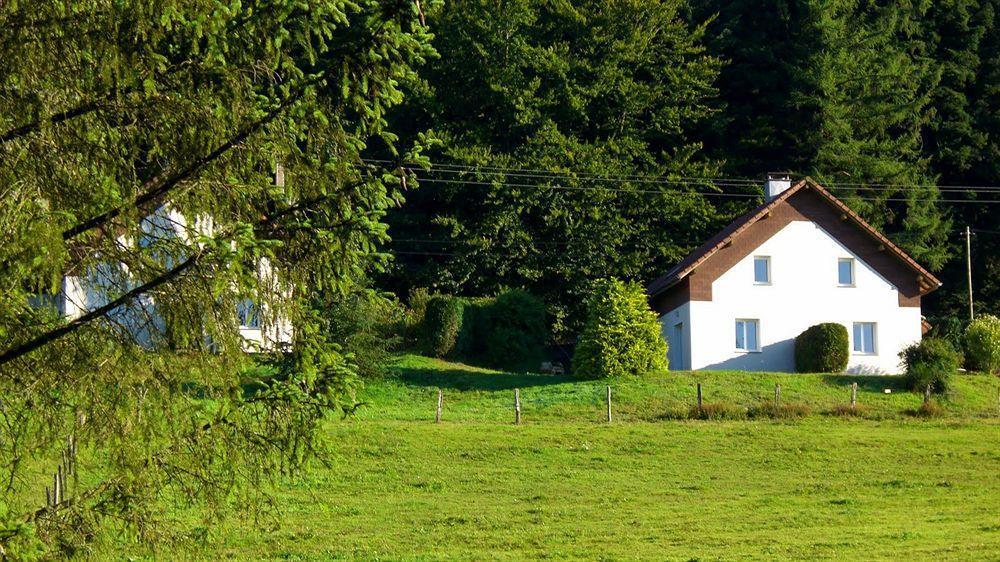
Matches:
[765,172,792,201]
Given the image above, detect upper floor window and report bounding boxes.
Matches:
[753,256,771,284]
[735,319,760,352]
[853,322,876,354]
[838,258,855,286]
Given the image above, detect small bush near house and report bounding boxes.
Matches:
[900,338,962,394]
[687,401,746,420]
[794,323,849,373]
[964,314,1000,373]
[421,295,464,357]
[571,279,667,379]
[747,402,811,419]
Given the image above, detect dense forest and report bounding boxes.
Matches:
[380,0,1000,336]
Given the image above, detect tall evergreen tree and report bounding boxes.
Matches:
[700,0,952,269]
[0,0,433,553]
[384,0,726,334]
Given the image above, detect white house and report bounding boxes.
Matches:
[648,174,941,374]
[49,205,292,352]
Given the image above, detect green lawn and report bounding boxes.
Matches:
[104,356,1000,560]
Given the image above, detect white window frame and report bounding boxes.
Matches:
[753,256,771,285]
[735,318,761,352]
[852,322,877,355]
[838,257,855,287]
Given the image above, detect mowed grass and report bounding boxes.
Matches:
[102,355,1000,560]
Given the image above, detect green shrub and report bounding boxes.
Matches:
[747,402,811,419]
[482,289,547,370]
[321,288,404,379]
[403,287,432,345]
[794,323,849,373]
[571,279,667,379]
[826,404,870,418]
[900,338,962,394]
[421,296,464,357]
[688,402,746,420]
[453,290,549,371]
[964,314,1000,373]
[909,400,945,418]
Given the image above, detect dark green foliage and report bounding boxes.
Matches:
[384,0,726,335]
[964,314,1000,373]
[794,323,850,373]
[319,288,405,379]
[572,279,668,379]
[900,338,963,394]
[421,296,464,357]
[482,290,548,370]
[455,290,548,371]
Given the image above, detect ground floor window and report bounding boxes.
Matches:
[735,319,760,351]
[852,322,877,354]
[237,299,260,329]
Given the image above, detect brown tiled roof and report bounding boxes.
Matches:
[647,178,942,296]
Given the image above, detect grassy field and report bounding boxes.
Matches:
[104,356,1000,560]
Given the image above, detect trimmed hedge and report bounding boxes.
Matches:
[965,314,1000,373]
[421,296,464,357]
[571,279,667,379]
[455,290,548,371]
[794,323,849,373]
[900,337,962,394]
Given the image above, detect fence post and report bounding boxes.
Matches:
[606,386,612,423]
[851,382,857,409]
[924,384,932,405]
[774,383,781,407]
[514,388,521,425]
[435,389,443,423]
[696,383,703,412]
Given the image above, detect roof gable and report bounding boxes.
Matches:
[648,178,942,298]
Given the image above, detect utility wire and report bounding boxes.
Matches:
[412,176,1000,204]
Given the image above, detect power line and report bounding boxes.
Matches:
[367,158,1000,192]
[412,176,1000,204]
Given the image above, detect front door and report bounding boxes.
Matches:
[670,322,684,370]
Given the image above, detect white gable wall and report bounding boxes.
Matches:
[669,220,921,374]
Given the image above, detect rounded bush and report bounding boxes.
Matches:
[794,323,849,373]
[571,279,667,379]
[964,314,1000,373]
[900,337,962,394]
[421,296,464,357]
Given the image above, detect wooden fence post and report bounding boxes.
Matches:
[850,382,857,409]
[514,388,521,425]
[774,383,781,407]
[606,386,612,423]
[696,383,703,412]
[435,389,443,423]
[924,384,932,405]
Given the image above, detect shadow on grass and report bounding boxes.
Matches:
[821,374,910,393]
[398,367,576,391]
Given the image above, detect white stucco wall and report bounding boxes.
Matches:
[659,302,692,370]
[660,220,922,374]
[55,206,292,352]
